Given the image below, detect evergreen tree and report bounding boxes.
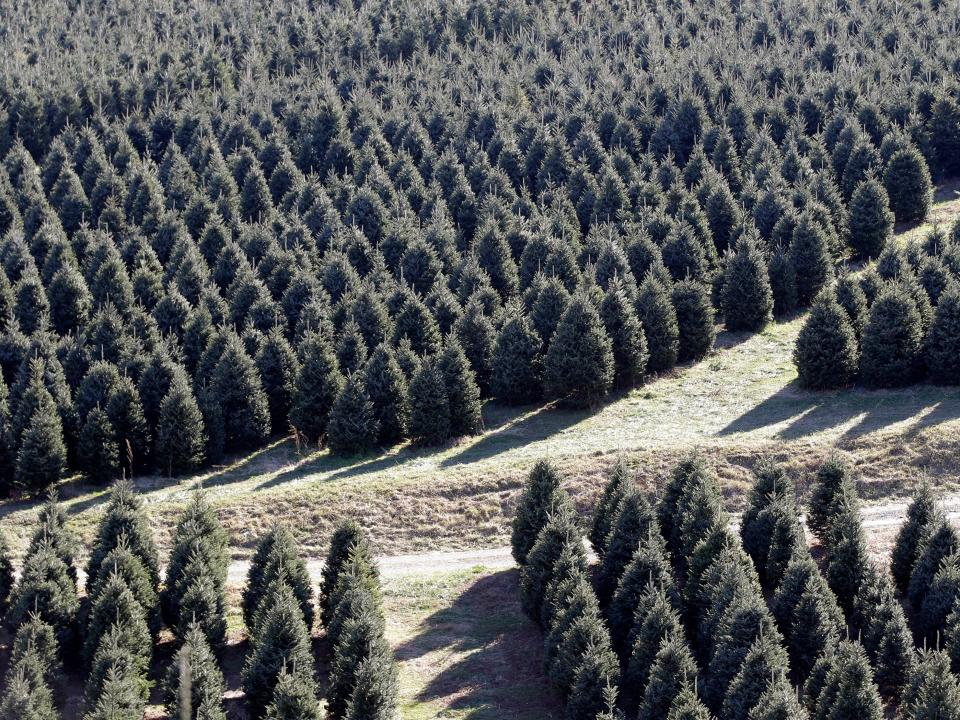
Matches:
[242,525,314,631]
[767,248,798,317]
[83,664,145,720]
[722,236,774,332]
[407,357,451,445]
[241,583,316,716]
[336,320,368,377]
[15,391,67,493]
[156,377,206,475]
[165,623,227,720]
[919,553,960,645]
[789,214,834,306]
[565,641,620,720]
[319,521,374,626]
[857,570,915,699]
[0,532,14,613]
[520,502,581,623]
[909,519,960,610]
[105,379,149,477]
[789,581,845,681]
[265,664,321,720]
[0,664,58,720]
[825,501,871,614]
[363,344,410,445]
[860,284,924,387]
[807,457,857,542]
[740,459,794,569]
[722,631,790,720]
[78,406,120,484]
[82,571,152,671]
[290,332,343,445]
[884,147,933,223]
[543,292,614,407]
[672,279,716,362]
[438,337,482,437]
[343,646,398,720]
[328,374,379,455]
[669,686,714,720]
[847,179,893,259]
[256,328,298,434]
[87,536,160,633]
[622,585,685,711]
[748,676,808,720]
[600,277,648,385]
[638,633,698,720]
[891,482,943,592]
[85,480,160,594]
[903,649,960,720]
[706,596,779,709]
[327,604,392,720]
[392,293,442,356]
[491,310,543,404]
[925,284,960,384]
[511,460,566,566]
[793,292,859,390]
[210,335,270,452]
[8,544,78,651]
[636,272,680,373]
[596,486,657,604]
[590,458,633,556]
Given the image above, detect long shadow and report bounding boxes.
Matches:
[721,377,960,443]
[440,399,600,469]
[394,569,563,720]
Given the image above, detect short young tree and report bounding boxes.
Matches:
[884,146,933,223]
[671,279,716,362]
[511,460,566,566]
[891,482,943,592]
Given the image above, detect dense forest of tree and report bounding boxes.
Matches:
[0,484,397,719]
[1,0,959,494]
[514,455,960,720]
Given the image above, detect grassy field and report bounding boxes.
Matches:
[1,184,959,564]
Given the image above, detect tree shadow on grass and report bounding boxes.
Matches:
[720,379,960,442]
[394,568,563,720]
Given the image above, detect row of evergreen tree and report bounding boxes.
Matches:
[0,483,398,719]
[2,0,960,496]
[510,453,960,719]
[795,219,960,389]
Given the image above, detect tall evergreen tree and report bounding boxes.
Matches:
[327,374,379,455]
[884,147,933,223]
[891,482,943,592]
[860,283,924,387]
[671,279,716,362]
[925,284,960,384]
[638,633,698,720]
[438,337,483,437]
[544,292,614,407]
[847,179,893,259]
[164,623,227,720]
[511,460,566,566]
[363,344,409,446]
[290,331,343,445]
[156,376,206,475]
[491,310,543,404]
[722,236,774,332]
[789,214,834,306]
[256,328,298,434]
[636,273,679,373]
[600,276,648,385]
[242,525,314,631]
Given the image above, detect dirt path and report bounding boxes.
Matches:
[218,491,960,586]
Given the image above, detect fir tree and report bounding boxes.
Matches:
[622,585,685,711]
[85,480,160,594]
[636,273,680,373]
[0,664,58,720]
[438,337,483,437]
[590,458,634,556]
[825,500,871,614]
[794,292,859,390]
[638,633,698,720]
[15,392,67,493]
[165,623,227,720]
[789,581,845,681]
[722,631,790,720]
[210,335,270,452]
[491,310,543,404]
[748,676,808,720]
[242,525,314,631]
[857,570,915,699]
[83,663,146,720]
[256,328,298,434]
[671,279,716,362]
[860,283,924,387]
[156,377,206,476]
[722,235,774,332]
[884,147,933,223]
[767,248,798,317]
[847,179,893,260]
[908,519,960,610]
[596,486,657,605]
[8,542,78,651]
[891,482,943,592]
[789,214,834,306]
[543,292,614,407]
[669,686,714,720]
[565,641,621,720]
[78,406,120,484]
[809,457,854,543]
[511,460,566,566]
[600,276,648,385]
[363,344,410,445]
[265,664,321,720]
[925,284,960,384]
[327,605,391,720]
[407,357,451,445]
[519,502,581,623]
[241,582,316,716]
[290,331,343,445]
[327,374,379,455]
